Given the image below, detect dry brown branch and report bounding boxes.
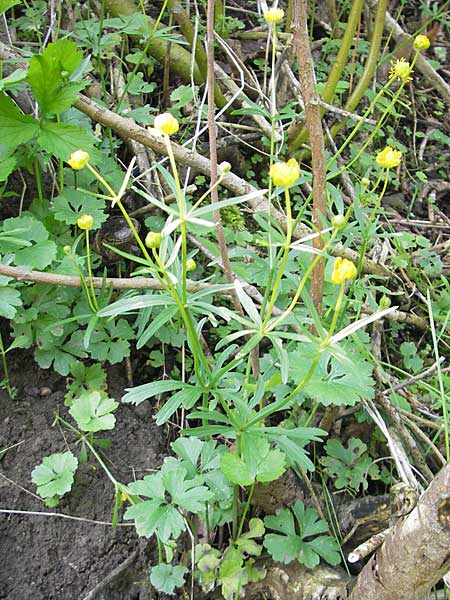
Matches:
[350,462,450,600]
[0,263,232,294]
[292,0,327,314]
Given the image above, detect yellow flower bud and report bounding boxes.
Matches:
[331,214,346,229]
[153,112,179,136]
[331,257,357,285]
[68,150,90,170]
[389,58,412,82]
[219,161,232,174]
[269,158,300,187]
[361,177,370,186]
[63,245,72,255]
[414,34,430,50]
[185,258,196,272]
[77,214,94,230]
[264,7,284,23]
[376,146,402,169]
[145,231,162,248]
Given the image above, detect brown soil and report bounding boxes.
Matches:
[0,352,165,600]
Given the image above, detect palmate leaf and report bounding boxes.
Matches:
[290,342,374,406]
[0,214,57,269]
[221,435,286,486]
[150,563,188,596]
[52,189,107,229]
[27,39,85,115]
[38,122,96,161]
[32,451,78,499]
[125,462,212,542]
[0,280,22,318]
[321,438,379,492]
[263,500,340,569]
[69,390,118,432]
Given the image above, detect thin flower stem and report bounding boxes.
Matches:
[236,483,255,540]
[262,186,292,328]
[0,330,12,397]
[322,282,345,346]
[265,229,338,333]
[357,170,389,275]
[163,135,188,302]
[85,230,99,311]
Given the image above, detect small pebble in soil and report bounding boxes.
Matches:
[39,387,52,397]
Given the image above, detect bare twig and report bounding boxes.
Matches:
[292,0,329,314]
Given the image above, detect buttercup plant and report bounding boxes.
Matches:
[12,5,444,597]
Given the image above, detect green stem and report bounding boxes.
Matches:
[0,330,12,398]
[163,135,188,302]
[357,170,389,274]
[262,187,292,328]
[265,229,338,333]
[246,353,321,429]
[322,282,345,345]
[34,158,43,203]
[236,483,254,539]
[85,230,99,311]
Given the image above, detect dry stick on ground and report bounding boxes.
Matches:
[349,461,450,600]
[292,0,327,315]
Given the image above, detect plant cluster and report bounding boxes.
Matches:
[0,0,449,598]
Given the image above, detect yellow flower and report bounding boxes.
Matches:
[414,34,430,50]
[376,146,402,169]
[389,58,412,82]
[145,231,162,248]
[77,214,94,230]
[186,258,196,272]
[331,257,357,285]
[153,112,179,136]
[269,158,300,187]
[68,150,90,170]
[264,7,284,23]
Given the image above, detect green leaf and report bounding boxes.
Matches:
[0,92,39,148]
[0,68,28,92]
[155,386,203,425]
[38,122,95,160]
[14,240,57,269]
[0,155,16,181]
[320,438,379,492]
[290,342,374,406]
[126,462,212,541]
[125,499,184,541]
[218,546,247,599]
[241,434,286,483]
[221,452,253,486]
[164,468,213,513]
[32,451,78,499]
[27,39,85,114]
[263,500,340,569]
[122,379,188,406]
[0,214,57,269]
[52,189,107,229]
[0,0,21,15]
[69,390,118,432]
[0,284,22,318]
[150,563,188,596]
